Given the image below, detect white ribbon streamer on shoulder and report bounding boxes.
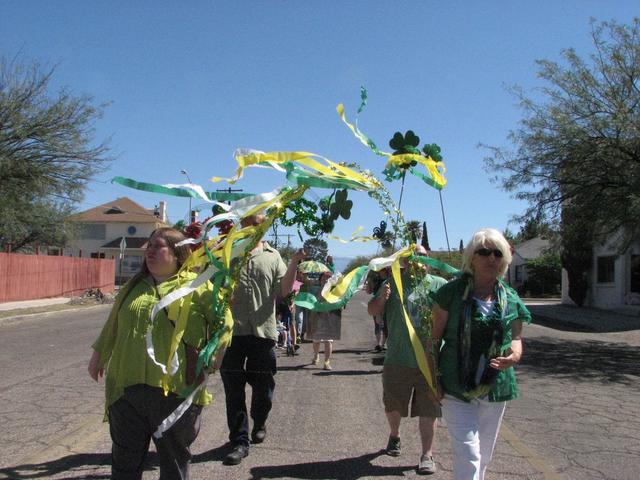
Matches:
[146,264,219,375]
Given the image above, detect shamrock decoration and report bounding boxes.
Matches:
[279,198,322,236]
[320,214,335,233]
[319,197,331,212]
[422,143,443,162]
[372,220,387,239]
[389,130,421,155]
[329,189,353,221]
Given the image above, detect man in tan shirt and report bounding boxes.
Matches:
[220,214,305,465]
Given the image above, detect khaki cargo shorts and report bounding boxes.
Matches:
[382,364,441,418]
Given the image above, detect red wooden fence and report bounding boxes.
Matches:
[0,253,115,303]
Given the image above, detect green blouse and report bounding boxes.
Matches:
[382,272,447,369]
[431,277,531,403]
[92,272,226,416]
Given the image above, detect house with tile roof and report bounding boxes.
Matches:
[65,197,169,283]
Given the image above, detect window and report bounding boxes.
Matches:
[596,256,616,283]
[515,264,524,282]
[631,255,640,293]
[122,254,143,273]
[80,224,106,240]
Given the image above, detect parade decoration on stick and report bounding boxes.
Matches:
[112,89,453,428]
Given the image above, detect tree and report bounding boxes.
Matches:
[303,238,328,263]
[0,56,112,251]
[560,200,594,305]
[515,216,554,242]
[483,19,640,305]
[522,253,562,296]
[484,19,640,251]
[344,255,372,274]
[405,220,421,244]
[277,244,298,264]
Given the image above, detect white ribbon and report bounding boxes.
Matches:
[153,372,208,438]
[146,264,219,375]
[164,182,231,209]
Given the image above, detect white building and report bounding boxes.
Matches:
[507,236,551,291]
[561,231,640,312]
[65,197,169,283]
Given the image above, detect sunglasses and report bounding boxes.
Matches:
[475,247,504,258]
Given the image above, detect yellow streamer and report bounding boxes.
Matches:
[389,245,438,396]
[213,150,380,192]
[336,103,392,156]
[162,293,193,394]
[386,154,447,188]
[322,266,365,304]
[327,226,377,244]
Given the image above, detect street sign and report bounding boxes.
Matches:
[119,236,127,259]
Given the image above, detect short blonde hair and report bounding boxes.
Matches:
[461,228,512,277]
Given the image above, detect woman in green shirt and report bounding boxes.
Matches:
[431,228,531,480]
[88,227,229,480]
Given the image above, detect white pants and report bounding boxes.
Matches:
[442,395,506,480]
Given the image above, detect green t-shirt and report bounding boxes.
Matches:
[383,272,447,368]
[431,277,531,402]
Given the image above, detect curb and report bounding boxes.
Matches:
[0,303,110,326]
[531,313,597,333]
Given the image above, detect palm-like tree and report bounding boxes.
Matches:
[405,220,421,245]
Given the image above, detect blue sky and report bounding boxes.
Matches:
[2,1,637,257]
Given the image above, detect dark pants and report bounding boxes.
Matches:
[220,335,277,447]
[108,384,202,480]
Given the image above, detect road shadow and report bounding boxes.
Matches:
[529,304,640,333]
[277,364,310,372]
[192,443,231,463]
[248,449,414,479]
[0,452,112,479]
[370,356,385,366]
[312,369,382,377]
[520,336,640,385]
[333,348,371,355]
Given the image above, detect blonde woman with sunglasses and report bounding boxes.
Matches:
[431,228,531,480]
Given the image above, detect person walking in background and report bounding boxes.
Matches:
[431,228,531,480]
[368,245,446,475]
[88,227,231,480]
[366,267,389,352]
[305,271,342,370]
[219,214,305,466]
[294,270,310,342]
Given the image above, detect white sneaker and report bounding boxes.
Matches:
[417,455,436,475]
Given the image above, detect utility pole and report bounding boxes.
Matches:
[180,169,193,222]
[216,187,244,205]
[268,232,295,248]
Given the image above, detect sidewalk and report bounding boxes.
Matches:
[524,299,640,333]
[0,297,71,312]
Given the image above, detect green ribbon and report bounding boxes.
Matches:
[284,163,372,191]
[410,254,460,276]
[408,167,445,191]
[112,176,253,201]
[294,266,368,312]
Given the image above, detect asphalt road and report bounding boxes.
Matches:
[0,293,638,479]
